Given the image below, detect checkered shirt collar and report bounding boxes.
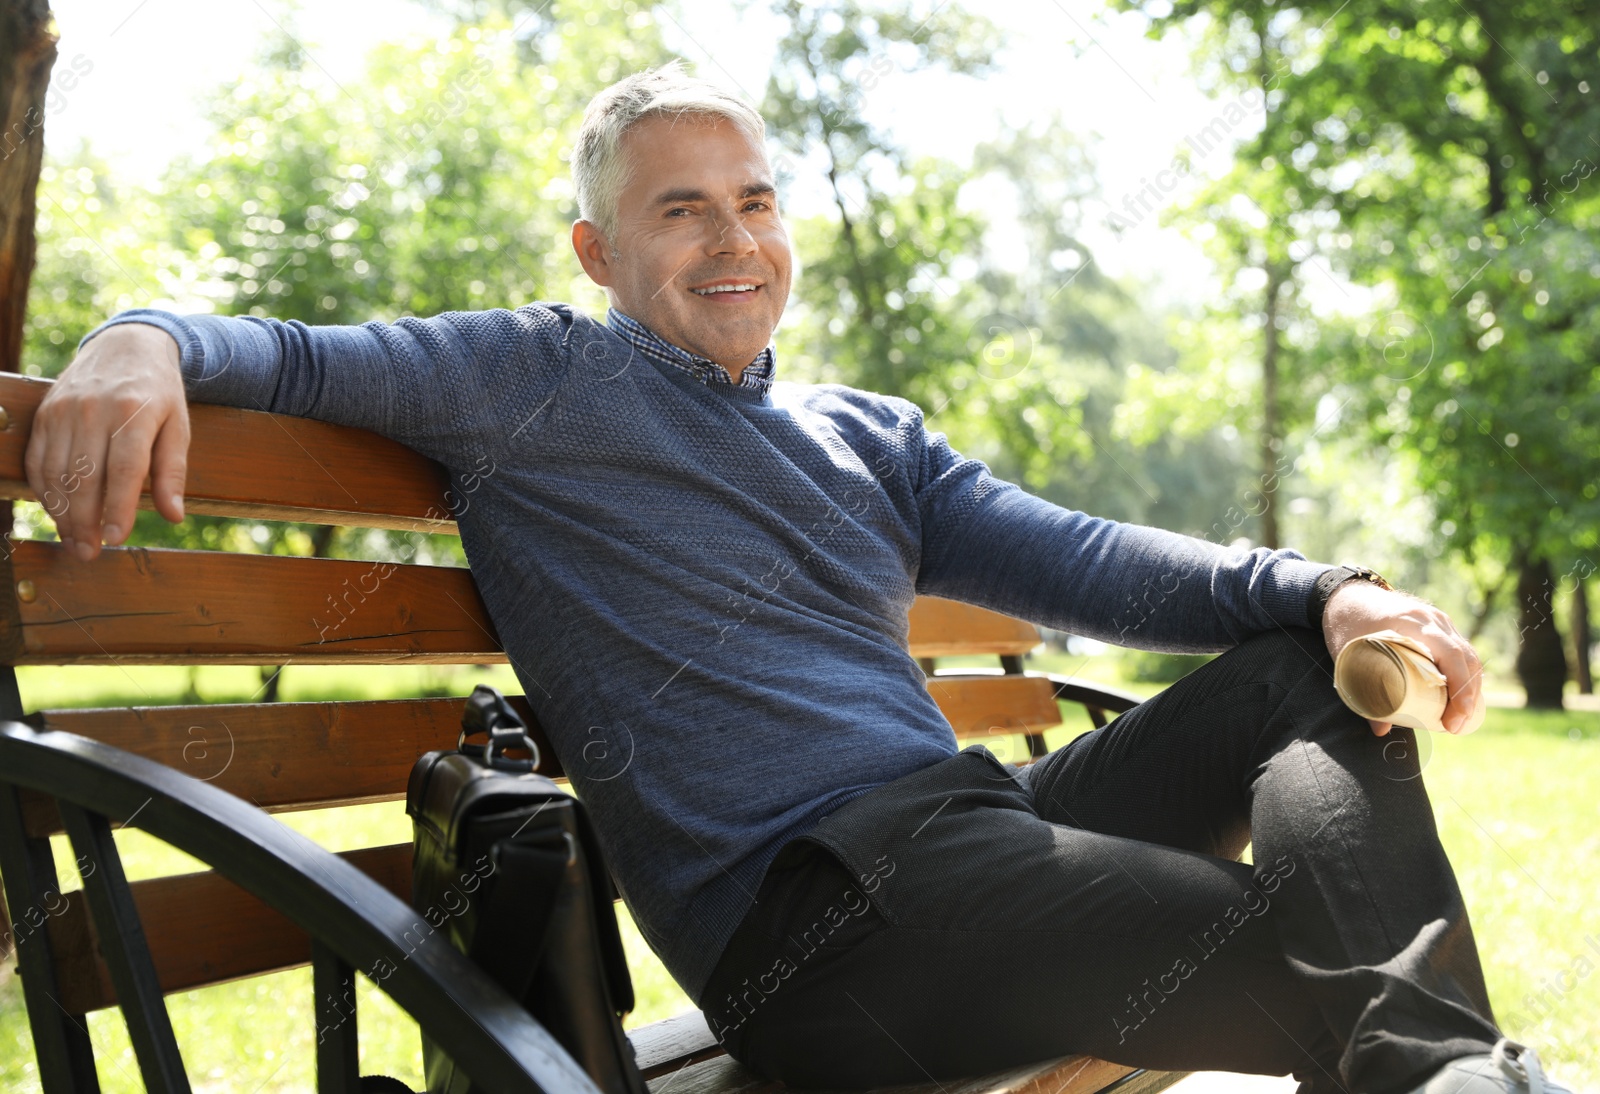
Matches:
[605,308,775,395]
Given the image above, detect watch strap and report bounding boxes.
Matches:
[1307,564,1392,630]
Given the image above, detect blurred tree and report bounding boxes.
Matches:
[1119,0,1600,706]
[760,0,1001,403]
[760,0,1249,537]
[964,122,1257,534]
[23,147,185,379]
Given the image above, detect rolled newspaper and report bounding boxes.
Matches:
[1333,630,1483,734]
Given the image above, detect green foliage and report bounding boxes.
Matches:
[760,2,1255,526]
[1124,0,1600,558]
[1115,0,1600,699]
[163,8,673,326]
[761,0,1000,401]
[22,148,192,380]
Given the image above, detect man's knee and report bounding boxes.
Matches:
[1226,626,1336,691]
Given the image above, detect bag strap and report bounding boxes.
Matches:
[460,685,542,773]
[469,828,571,1000]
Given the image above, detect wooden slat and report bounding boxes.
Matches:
[927,674,1061,738]
[0,541,1038,666]
[908,596,1041,658]
[0,540,502,665]
[20,695,559,836]
[641,1043,1161,1094]
[21,674,1056,832]
[48,843,411,1015]
[631,1010,724,1079]
[0,373,456,533]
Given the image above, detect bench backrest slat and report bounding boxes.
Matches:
[0,540,502,665]
[21,675,1060,838]
[0,373,455,533]
[906,595,1041,656]
[0,538,1035,663]
[20,695,549,835]
[47,843,412,1015]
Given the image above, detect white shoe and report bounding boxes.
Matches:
[1408,1038,1577,1093]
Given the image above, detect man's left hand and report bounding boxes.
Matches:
[1321,581,1486,738]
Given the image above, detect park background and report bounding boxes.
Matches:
[1,0,1597,1089]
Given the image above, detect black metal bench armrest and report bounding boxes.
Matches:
[0,721,599,1094]
[926,666,1143,717]
[1036,673,1143,716]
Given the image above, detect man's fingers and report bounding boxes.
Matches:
[101,415,161,545]
[148,405,190,524]
[1369,719,1392,737]
[39,423,101,556]
[22,416,51,526]
[1432,634,1480,733]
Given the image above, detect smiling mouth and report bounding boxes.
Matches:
[690,283,762,298]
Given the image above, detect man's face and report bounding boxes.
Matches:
[573,114,792,373]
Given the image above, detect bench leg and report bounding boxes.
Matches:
[314,940,362,1094]
[0,786,101,1093]
[59,801,190,1093]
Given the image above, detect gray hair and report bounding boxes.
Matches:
[571,61,767,243]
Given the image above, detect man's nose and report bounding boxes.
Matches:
[706,205,758,256]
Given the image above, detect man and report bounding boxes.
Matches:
[28,64,1575,1094]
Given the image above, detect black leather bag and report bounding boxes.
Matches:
[406,685,649,1094]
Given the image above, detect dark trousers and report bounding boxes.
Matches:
[698,628,1502,1094]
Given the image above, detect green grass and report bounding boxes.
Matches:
[2,662,1597,1090]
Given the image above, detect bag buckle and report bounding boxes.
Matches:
[458,684,542,773]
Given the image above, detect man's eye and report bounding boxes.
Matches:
[667,207,692,217]
[743,201,771,214]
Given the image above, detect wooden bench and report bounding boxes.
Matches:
[0,371,1182,1094]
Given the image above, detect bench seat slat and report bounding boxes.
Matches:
[640,1042,1174,1094]
[0,374,457,533]
[631,1009,724,1079]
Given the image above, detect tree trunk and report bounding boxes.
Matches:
[1,2,56,981]
[1573,578,1593,695]
[1465,574,1508,644]
[1,0,57,375]
[1513,550,1567,708]
[1257,265,1286,550]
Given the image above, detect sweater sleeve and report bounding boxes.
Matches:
[77,305,580,468]
[909,406,1335,652]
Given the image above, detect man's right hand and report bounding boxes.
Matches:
[25,323,190,562]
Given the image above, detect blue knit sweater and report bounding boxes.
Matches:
[85,303,1333,1002]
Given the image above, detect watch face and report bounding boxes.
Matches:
[1342,564,1392,590]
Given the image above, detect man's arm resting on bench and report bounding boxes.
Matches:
[27,304,576,561]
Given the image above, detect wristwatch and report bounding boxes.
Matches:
[1307,564,1393,630]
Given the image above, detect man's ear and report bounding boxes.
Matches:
[572,220,615,287]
